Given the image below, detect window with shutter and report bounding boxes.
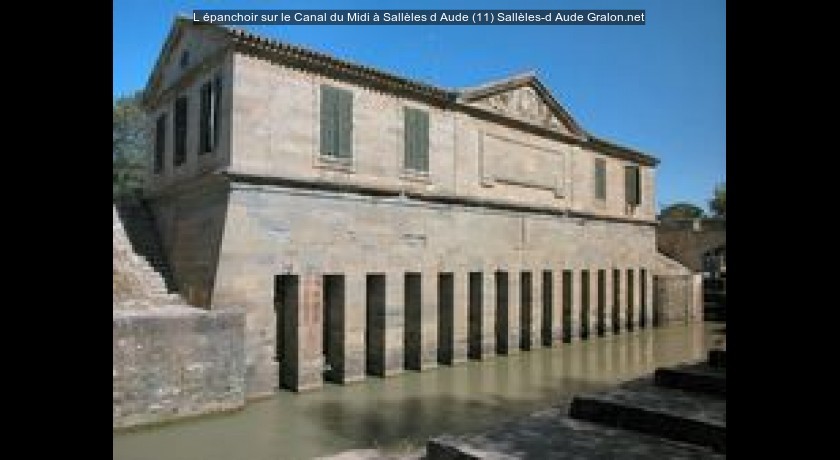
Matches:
[213,75,222,150]
[154,114,166,174]
[624,165,641,206]
[594,158,606,200]
[320,85,353,161]
[404,107,429,172]
[174,96,188,167]
[199,81,212,154]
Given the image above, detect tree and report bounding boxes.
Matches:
[113,92,149,197]
[660,202,705,220]
[709,182,726,217]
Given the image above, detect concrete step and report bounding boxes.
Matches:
[569,379,726,453]
[654,363,726,397]
[427,406,723,459]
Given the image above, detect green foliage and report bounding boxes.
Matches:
[113,92,149,197]
[660,202,705,220]
[709,182,726,217]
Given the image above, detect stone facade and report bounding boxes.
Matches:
[141,18,689,397]
[112,307,246,429]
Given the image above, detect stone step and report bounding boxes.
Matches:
[654,363,726,397]
[569,379,726,453]
[114,198,178,293]
[427,406,723,459]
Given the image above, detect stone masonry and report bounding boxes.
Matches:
[140,18,697,397]
[114,206,246,429]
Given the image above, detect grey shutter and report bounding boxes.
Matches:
[338,89,353,159]
[320,86,336,156]
[625,165,640,205]
[595,158,606,200]
[417,109,429,172]
[404,108,429,172]
[404,108,416,170]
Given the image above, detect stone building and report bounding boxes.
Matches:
[140,18,682,397]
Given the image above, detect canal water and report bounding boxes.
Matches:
[113,322,719,460]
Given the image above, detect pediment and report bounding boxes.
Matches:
[458,74,587,139]
[144,18,230,104]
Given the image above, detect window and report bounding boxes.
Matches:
[625,165,641,206]
[200,75,223,154]
[320,85,353,160]
[213,75,222,149]
[174,96,188,167]
[179,50,190,69]
[404,107,429,172]
[199,82,212,154]
[154,114,166,174]
[594,158,606,200]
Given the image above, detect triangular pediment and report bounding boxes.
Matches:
[457,73,587,139]
[143,17,231,105]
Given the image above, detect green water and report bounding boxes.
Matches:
[113,322,717,460]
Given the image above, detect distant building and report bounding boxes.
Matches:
[141,18,681,396]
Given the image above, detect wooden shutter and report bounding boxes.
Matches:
[417,109,429,172]
[320,85,337,156]
[337,88,353,159]
[595,158,606,200]
[625,165,640,205]
[404,108,416,169]
[404,107,429,172]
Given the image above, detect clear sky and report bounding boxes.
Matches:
[114,0,725,213]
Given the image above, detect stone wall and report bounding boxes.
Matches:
[207,183,659,396]
[113,306,246,429]
[228,53,656,223]
[657,218,726,272]
[652,274,703,325]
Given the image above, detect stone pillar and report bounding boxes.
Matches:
[525,270,540,350]
[570,269,581,342]
[626,268,636,332]
[340,272,365,383]
[280,272,324,392]
[643,268,654,328]
[366,272,404,377]
[540,270,554,347]
[481,270,497,358]
[602,269,613,336]
[384,270,405,376]
[494,271,509,355]
[438,272,467,365]
[451,271,469,363]
[615,268,626,335]
[468,271,494,360]
[588,269,599,340]
[551,270,563,344]
[507,270,521,354]
[404,272,422,370]
[420,271,438,369]
[579,270,591,340]
[633,268,643,330]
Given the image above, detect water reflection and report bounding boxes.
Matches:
[113,322,716,460]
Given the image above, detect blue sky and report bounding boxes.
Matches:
[114,0,725,213]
